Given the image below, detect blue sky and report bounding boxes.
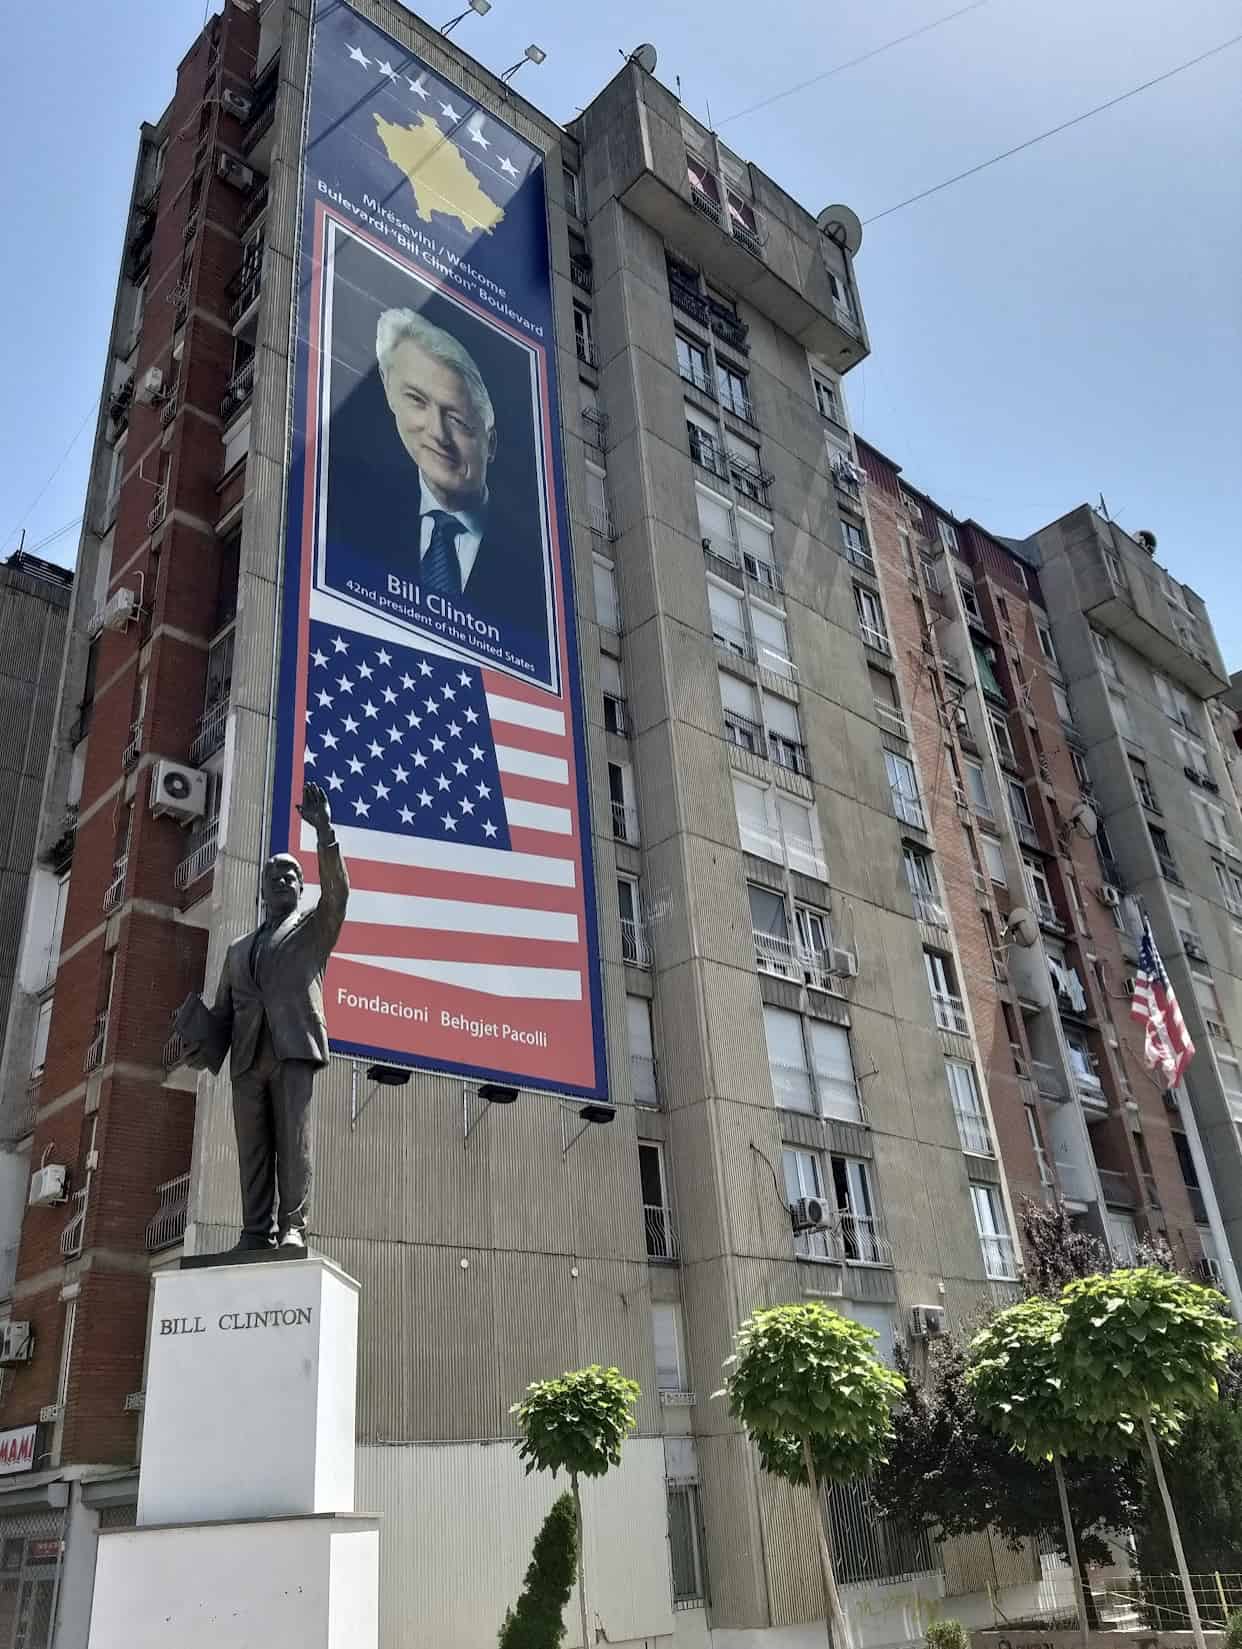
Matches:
[2,0,1238,662]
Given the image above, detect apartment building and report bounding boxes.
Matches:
[857,447,1242,1313]
[0,1,1044,1644]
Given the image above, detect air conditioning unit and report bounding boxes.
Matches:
[135,366,165,405]
[28,1165,67,1207]
[216,154,255,190]
[827,946,858,979]
[0,1323,33,1365]
[790,1197,828,1233]
[911,1304,946,1338]
[100,587,138,633]
[1096,884,1122,908]
[150,761,208,823]
[221,88,252,118]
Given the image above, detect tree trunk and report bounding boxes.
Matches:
[572,1472,591,1649]
[1064,1502,1101,1631]
[803,1437,852,1649]
[1052,1453,1089,1649]
[1143,1415,1206,1649]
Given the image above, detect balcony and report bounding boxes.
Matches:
[621,916,653,969]
[1097,1168,1136,1210]
[859,622,891,657]
[931,992,969,1035]
[228,257,264,328]
[175,820,220,890]
[102,856,128,914]
[589,503,616,542]
[190,698,229,765]
[574,332,598,369]
[147,483,168,533]
[1031,1060,1067,1102]
[611,800,639,844]
[83,1012,108,1072]
[953,1108,994,1157]
[60,1187,88,1259]
[631,1055,660,1109]
[980,1232,1019,1281]
[1055,1156,1096,1204]
[238,180,269,234]
[1034,899,1065,933]
[797,1211,891,1268]
[569,253,593,293]
[768,733,810,779]
[728,454,772,508]
[1073,1071,1108,1113]
[687,427,729,483]
[145,1173,191,1252]
[644,1203,678,1263]
[242,58,279,158]
[220,358,256,420]
[107,376,135,434]
[723,708,762,755]
[753,929,818,982]
[842,541,876,578]
[744,554,783,597]
[890,786,926,831]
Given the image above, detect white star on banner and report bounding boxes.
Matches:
[377,648,392,666]
[311,648,328,667]
[357,660,373,680]
[352,798,370,817]
[442,813,458,832]
[467,120,490,150]
[348,755,364,775]
[440,101,462,124]
[343,715,359,734]
[499,155,519,179]
[408,76,428,97]
[416,789,432,808]
[483,819,498,837]
[327,772,343,791]
[347,45,371,67]
[376,59,398,80]
[316,689,333,708]
[305,749,317,765]
[332,634,349,654]
[399,805,415,825]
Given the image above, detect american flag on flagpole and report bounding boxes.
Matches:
[1131,919,1196,1087]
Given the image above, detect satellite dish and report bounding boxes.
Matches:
[816,204,863,256]
[1069,798,1098,839]
[1006,907,1039,949]
[629,43,658,73]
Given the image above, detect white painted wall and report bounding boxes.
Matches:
[357,1437,674,1648]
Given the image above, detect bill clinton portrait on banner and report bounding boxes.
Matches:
[318,225,558,690]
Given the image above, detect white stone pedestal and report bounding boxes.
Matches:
[88,1255,377,1649]
[138,1256,359,1525]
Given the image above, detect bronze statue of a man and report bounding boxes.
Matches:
[177,782,350,1251]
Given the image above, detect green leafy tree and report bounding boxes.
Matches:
[925,1622,970,1649]
[717,1302,904,1649]
[499,1492,578,1649]
[1058,1268,1242,1649]
[874,1337,1141,1596]
[1018,1198,1107,1296]
[1136,1356,1242,1574]
[512,1367,640,1649]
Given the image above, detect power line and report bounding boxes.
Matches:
[864,29,1242,224]
[1,402,96,557]
[22,517,83,559]
[719,0,993,125]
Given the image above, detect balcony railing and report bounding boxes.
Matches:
[931,992,969,1035]
[145,1173,191,1252]
[678,359,715,397]
[743,554,782,596]
[689,183,721,225]
[102,856,128,914]
[83,1012,108,1072]
[611,801,639,843]
[162,1029,188,1070]
[621,916,652,969]
[797,1212,891,1268]
[175,820,220,890]
[728,454,771,507]
[602,693,628,736]
[873,702,906,738]
[890,786,926,831]
[841,541,876,577]
[980,1232,1018,1281]
[238,181,269,234]
[582,406,609,451]
[719,384,755,423]
[912,892,949,928]
[630,1054,660,1109]
[1034,899,1066,932]
[227,258,264,324]
[588,503,616,541]
[753,929,817,981]
[1097,1168,1136,1209]
[121,718,142,771]
[669,279,710,327]
[953,1107,994,1156]
[220,358,256,420]
[1054,1156,1096,1204]
[768,734,810,779]
[713,620,756,665]
[1012,815,1041,851]
[190,698,229,764]
[569,254,593,293]
[574,333,598,369]
[644,1203,678,1263]
[1031,1060,1067,1102]
[859,622,891,656]
[688,427,729,482]
[60,1187,88,1259]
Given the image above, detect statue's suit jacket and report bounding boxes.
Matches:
[194,837,350,1078]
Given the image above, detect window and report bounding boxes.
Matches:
[946,1061,993,1155]
[1065,1033,1099,1086]
[777,793,823,877]
[652,1302,687,1391]
[783,1148,882,1261]
[572,303,595,366]
[608,760,637,842]
[1216,861,1242,915]
[958,580,982,621]
[989,709,1016,763]
[980,834,1007,886]
[1025,860,1056,922]
[1154,672,1197,731]
[764,693,806,776]
[593,554,620,631]
[750,604,792,678]
[885,749,924,830]
[812,371,844,424]
[639,1141,674,1259]
[809,1021,862,1123]
[1052,682,1075,727]
[970,1183,1016,1279]
[585,462,612,540]
[1129,758,1159,812]
[768,1008,814,1113]
[734,776,774,858]
[31,995,53,1078]
[1107,687,1133,741]
[737,511,777,589]
[870,666,903,730]
[1008,780,1034,829]
[1149,825,1179,879]
[1069,746,1091,791]
[708,582,748,656]
[720,670,760,750]
[937,518,959,554]
[617,877,649,966]
[667,1480,707,1606]
[854,584,888,651]
[795,905,832,970]
[103,436,126,523]
[841,520,870,561]
[1036,623,1059,668]
[766,1008,862,1122]
[1192,974,1228,1041]
[1195,796,1234,854]
[1172,727,1210,775]
[973,643,1005,701]
[601,654,626,734]
[925,951,966,1033]
[962,760,991,817]
[725,429,765,500]
[717,361,751,420]
[1090,628,1118,680]
[1108,1212,1140,1265]
[627,995,658,1107]
[903,845,937,904]
[696,487,736,563]
[676,333,711,395]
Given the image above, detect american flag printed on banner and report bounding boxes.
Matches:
[1131,919,1196,1088]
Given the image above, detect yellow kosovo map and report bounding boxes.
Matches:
[374,114,505,236]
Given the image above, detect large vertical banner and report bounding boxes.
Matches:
[272,1,606,1099]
